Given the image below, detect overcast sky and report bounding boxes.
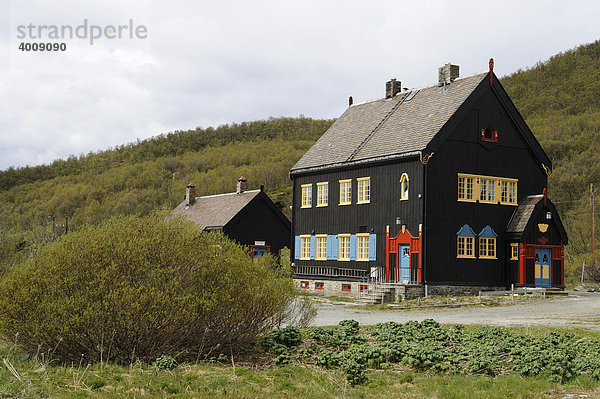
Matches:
[0,0,598,170]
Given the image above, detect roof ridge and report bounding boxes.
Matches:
[347,92,409,162]
[198,189,260,199]
[349,70,488,107]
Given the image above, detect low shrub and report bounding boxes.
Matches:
[0,214,295,364]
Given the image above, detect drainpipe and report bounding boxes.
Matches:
[290,174,295,270]
[422,157,427,285]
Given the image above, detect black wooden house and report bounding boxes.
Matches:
[290,61,568,296]
[172,177,290,260]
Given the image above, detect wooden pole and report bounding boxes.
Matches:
[592,183,595,267]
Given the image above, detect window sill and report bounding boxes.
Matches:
[316,204,328,207]
[315,257,327,261]
[338,258,350,261]
[457,198,477,203]
[339,203,351,206]
[456,255,476,259]
[479,256,497,260]
[510,257,519,261]
[499,202,518,206]
[357,201,370,204]
[299,257,310,260]
[300,205,312,209]
[479,200,497,205]
[356,258,369,262]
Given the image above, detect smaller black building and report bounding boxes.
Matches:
[506,190,569,287]
[172,177,290,259]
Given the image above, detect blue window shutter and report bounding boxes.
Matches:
[350,234,357,260]
[294,236,301,259]
[368,234,377,261]
[310,235,316,259]
[329,235,338,260]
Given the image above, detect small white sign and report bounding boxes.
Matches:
[254,241,266,246]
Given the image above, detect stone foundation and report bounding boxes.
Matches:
[294,278,367,299]
[425,285,505,297]
[394,284,425,301]
[294,279,506,301]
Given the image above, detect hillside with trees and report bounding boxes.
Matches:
[1,40,599,276]
[0,117,333,272]
[501,39,600,274]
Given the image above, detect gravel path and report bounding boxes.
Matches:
[311,294,600,330]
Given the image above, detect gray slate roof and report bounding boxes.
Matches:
[506,195,543,233]
[171,190,260,230]
[291,71,488,172]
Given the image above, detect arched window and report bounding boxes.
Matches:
[400,173,409,200]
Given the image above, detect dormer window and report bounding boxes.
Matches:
[480,125,498,143]
[456,224,476,259]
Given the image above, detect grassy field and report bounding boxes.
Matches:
[2,353,599,398]
[310,291,558,311]
[3,324,600,398]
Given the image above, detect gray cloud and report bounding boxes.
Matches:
[0,0,598,169]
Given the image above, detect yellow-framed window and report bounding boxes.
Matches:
[457,236,475,258]
[316,182,328,207]
[316,235,327,260]
[509,181,517,204]
[339,179,352,205]
[338,234,351,260]
[301,184,312,208]
[300,235,311,260]
[400,173,409,200]
[458,173,518,205]
[500,179,518,205]
[357,177,370,204]
[458,174,476,202]
[479,237,496,259]
[356,233,369,261]
[510,243,519,260]
[480,178,496,203]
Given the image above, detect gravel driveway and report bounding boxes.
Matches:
[311,294,600,330]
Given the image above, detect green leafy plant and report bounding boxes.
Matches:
[154,355,178,371]
[271,326,302,347]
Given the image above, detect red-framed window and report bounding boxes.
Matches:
[480,125,499,143]
[341,284,351,292]
[315,282,324,290]
[359,284,368,292]
[300,281,309,289]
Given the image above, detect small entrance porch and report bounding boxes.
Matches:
[385,224,423,285]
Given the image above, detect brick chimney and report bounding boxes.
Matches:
[438,63,460,86]
[186,183,196,206]
[236,176,248,194]
[385,79,401,98]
